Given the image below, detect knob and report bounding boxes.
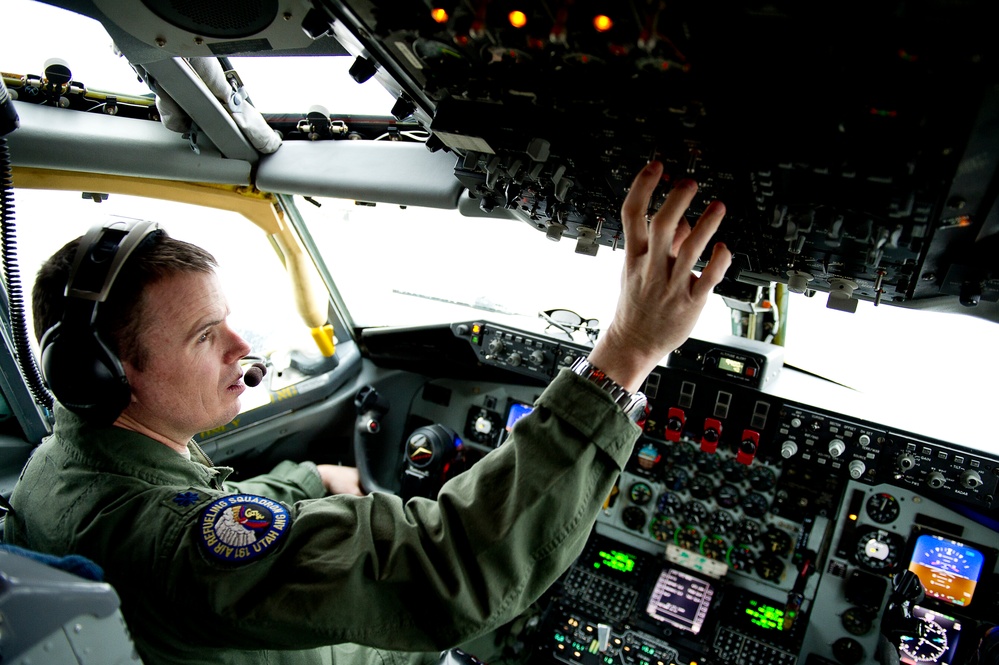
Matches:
[474,417,493,435]
[529,350,545,365]
[487,338,504,355]
[701,427,720,454]
[960,469,983,490]
[507,352,522,367]
[781,440,798,459]
[927,472,946,490]
[848,460,866,479]
[858,434,871,447]
[896,453,916,473]
[828,439,846,458]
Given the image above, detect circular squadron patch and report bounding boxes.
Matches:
[198,495,291,563]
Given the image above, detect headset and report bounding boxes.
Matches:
[39,220,162,424]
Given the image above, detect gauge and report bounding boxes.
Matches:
[841,606,874,636]
[741,491,770,518]
[721,459,746,483]
[865,492,901,524]
[649,515,678,542]
[695,451,720,473]
[900,611,950,663]
[716,483,741,509]
[621,506,647,532]
[689,475,715,500]
[749,466,777,492]
[755,554,786,581]
[628,481,653,505]
[682,500,708,524]
[736,519,762,544]
[655,491,683,516]
[763,529,793,557]
[854,527,905,573]
[726,545,756,571]
[663,467,690,492]
[675,525,702,550]
[701,535,727,560]
[709,510,735,535]
[669,442,694,466]
[832,638,864,665]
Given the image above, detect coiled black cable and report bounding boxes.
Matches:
[1,137,54,410]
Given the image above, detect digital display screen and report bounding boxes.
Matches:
[718,357,745,375]
[592,549,637,574]
[899,605,961,665]
[907,534,985,607]
[644,567,715,635]
[505,402,533,433]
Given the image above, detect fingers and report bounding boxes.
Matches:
[693,241,733,299]
[674,199,726,274]
[620,161,664,256]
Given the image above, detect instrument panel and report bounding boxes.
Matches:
[409,321,999,664]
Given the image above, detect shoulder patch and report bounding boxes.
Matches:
[198,494,291,564]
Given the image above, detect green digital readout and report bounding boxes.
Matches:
[745,599,785,630]
[593,549,636,573]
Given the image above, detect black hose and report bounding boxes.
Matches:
[0,137,54,410]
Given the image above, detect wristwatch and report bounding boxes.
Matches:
[569,356,648,422]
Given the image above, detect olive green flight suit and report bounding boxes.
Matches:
[5,371,639,664]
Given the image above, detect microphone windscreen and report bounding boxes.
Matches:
[244,362,267,388]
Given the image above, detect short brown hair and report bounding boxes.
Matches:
[33,230,218,370]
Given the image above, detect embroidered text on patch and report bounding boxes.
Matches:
[198,495,291,563]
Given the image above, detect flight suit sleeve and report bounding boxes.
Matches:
[225,460,326,503]
[146,370,640,656]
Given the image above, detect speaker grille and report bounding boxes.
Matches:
[140,0,280,39]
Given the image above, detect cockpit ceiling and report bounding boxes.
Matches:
[24,0,999,322]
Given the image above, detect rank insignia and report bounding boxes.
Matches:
[173,491,200,506]
[198,495,291,563]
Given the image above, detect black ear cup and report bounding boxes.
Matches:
[39,220,160,424]
[40,320,130,425]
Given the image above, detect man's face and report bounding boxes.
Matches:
[120,270,252,444]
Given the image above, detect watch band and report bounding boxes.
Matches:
[568,356,648,422]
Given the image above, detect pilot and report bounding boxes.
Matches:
[3,162,730,665]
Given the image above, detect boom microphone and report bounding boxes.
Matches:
[244,362,267,387]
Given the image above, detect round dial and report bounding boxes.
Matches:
[628,481,653,505]
[695,451,720,473]
[736,519,762,544]
[854,527,905,572]
[688,475,715,500]
[669,442,694,466]
[709,510,735,535]
[621,506,647,532]
[675,525,702,550]
[899,614,949,662]
[682,500,708,525]
[749,466,777,492]
[755,553,786,581]
[663,467,690,492]
[721,459,746,483]
[715,483,741,509]
[841,607,874,636]
[700,535,727,560]
[726,545,756,571]
[741,491,770,518]
[655,491,683,516]
[763,529,793,557]
[649,515,678,542]
[866,493,901,524]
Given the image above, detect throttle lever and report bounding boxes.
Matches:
[876,570,925,664]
